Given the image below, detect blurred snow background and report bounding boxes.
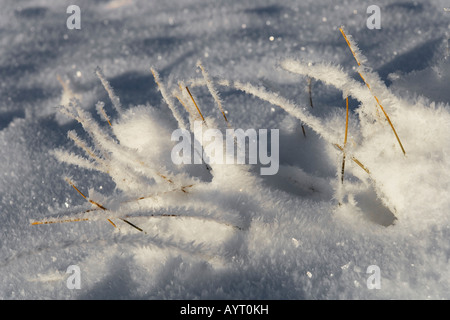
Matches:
[0,0,450,299]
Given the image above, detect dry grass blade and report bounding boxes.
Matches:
[339,27,406,155]
[307,77,314,108]
[301,77,314,138]
[31,213,243,230]
[185,86,205,123]
[31,218,90,225]
[334,144,370,175]
[64,177,115,227]
[65,178,147,232]
[120,219,143,232]
[341,97,349,184]
[31,184,197,228]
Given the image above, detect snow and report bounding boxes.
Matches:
[1,0,450,300]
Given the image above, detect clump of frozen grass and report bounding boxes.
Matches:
[37,64,255,236]
[278,28,450,229]
[36,28,450,236]
[185,29,450,230]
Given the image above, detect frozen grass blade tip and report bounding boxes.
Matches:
[151,67,187,130]
[197,60,229,126]
[95,66,123,115]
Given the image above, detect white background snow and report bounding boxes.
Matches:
[0,0,450,300]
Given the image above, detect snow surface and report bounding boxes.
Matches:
[1,0,450,299]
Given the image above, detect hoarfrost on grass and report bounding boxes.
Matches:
[1,0,450,300]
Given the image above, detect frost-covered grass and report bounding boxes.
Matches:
[1,0,450,300]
